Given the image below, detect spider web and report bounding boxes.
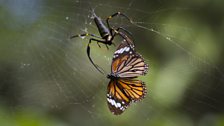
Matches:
[1,0,224,125]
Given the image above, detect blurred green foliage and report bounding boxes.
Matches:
[0,0,224,126]
[0,106,65,126]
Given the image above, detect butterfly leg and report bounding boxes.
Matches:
[111,29,130,43]
[116,27,134,41]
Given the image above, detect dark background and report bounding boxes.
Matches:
[0,0,224,125]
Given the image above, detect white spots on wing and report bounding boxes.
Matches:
[113,47,131,58]
[131,45,135,49]
[125,47,130,52]
[143,64,149,75]
[115,47,130,54]
[113,55,118,59]
[107,95,124,110]
[107,98,110,102]
[117,102,121,108]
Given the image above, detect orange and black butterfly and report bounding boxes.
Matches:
[107,38,148,115]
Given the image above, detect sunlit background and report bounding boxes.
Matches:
[1,0,224,126]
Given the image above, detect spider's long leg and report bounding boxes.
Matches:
[106,12,133,30]
[70,33,102,39]
[70,33,104,48]
[87,38,107,74]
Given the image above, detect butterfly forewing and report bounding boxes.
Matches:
[107,78,147,115]
[111,40,148,78]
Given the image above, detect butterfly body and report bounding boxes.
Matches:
[106,39,148,115]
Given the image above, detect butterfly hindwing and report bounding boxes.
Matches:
[107,78,147,115]
[118,79,147,102]
[107,79,130,115]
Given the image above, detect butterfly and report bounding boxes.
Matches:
[106,37,149,115]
